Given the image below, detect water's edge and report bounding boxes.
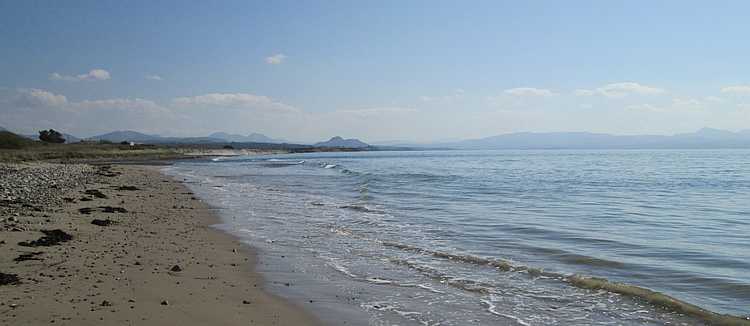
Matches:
[163,151,750,325]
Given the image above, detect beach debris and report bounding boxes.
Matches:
[0,272,21,285]
[170,265,182,272]
[160,300,169,305]
[100,206,128,213]
[14,251,44,263]
[242,300,251,304]
[91,219,113,227]
[116,186,139,191]
[100,300,112,307]
[18,229,73,247]
[79,206,128,214]
[96,166,120,177]
[84,189,107,199]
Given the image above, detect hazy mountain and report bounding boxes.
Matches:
[0,126,5,132]
[208,132,284,143]
[62,133,81,143]
[89,130,163,143]
[445,128,750,149]
[314,136,370,148]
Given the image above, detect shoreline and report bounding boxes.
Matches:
[0,162,320,325]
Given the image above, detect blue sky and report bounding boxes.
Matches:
[1,0,750,142]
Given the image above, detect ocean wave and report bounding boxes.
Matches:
[381,240,750,325]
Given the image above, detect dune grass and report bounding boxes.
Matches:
[0,140,184,163]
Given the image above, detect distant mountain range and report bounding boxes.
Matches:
[6,127,750,149]
[436,128,750,149]
[314,136,370,148]
[207,132,285,143]
[86,130,285,144]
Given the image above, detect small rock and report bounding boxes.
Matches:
[170,265,182,272]
[160,300,169,306]
[100,300,112,307]
[242,300,251,304]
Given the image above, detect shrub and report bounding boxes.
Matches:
[38,129,66,143]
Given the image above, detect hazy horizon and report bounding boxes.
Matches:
[2,1,750,143]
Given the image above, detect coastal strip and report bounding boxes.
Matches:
[0,162,320,325]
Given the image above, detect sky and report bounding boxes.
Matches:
[1,0,750,143]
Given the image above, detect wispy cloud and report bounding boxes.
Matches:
[49,69,111,81]
[145,74,163,81]
[504,87,557,97]
[336,107,418,117]
[720,85,750,94]
[13,88,68,107]
[172,93,300,113]
[576,82,665,98]
[265,53,287,64]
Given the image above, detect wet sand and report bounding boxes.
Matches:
[0,163,320,325]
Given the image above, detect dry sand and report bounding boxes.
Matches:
[0,164,320,325]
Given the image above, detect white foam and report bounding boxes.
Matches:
[482,299,531,326]
[326,259,357,278]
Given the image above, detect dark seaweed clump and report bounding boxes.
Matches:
[18,229,73,247]
[91,219,113,226]
[100,206,127,213]
[84,189,107,199]
[116,186,139,191]
[14,251,44,263]
[0,272,21,285]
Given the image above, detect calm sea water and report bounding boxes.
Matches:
[165,150,750,325]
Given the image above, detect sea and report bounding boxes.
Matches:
[164,149,750,325]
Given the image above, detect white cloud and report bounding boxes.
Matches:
[595,82,664,98]
[172,93,300,113]
[574,89,596,96]
[14,88,68,107]
[720,85,750,94]
[504,87,557,97]
[145,74,163,81]
[49,69,111,81]
[265,54,287,64]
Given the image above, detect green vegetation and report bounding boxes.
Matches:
[0,131,34,149]
[0,131,184,162]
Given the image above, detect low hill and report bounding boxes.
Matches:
[314,136,370,148]
[0,131,34,149]
[89,130,162,143]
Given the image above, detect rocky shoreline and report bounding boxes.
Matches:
[0,163,97,229]
[0,162,319,325]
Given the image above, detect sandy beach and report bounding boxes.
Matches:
[0,162,320,325]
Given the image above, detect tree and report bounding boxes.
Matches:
[38,129,66,143]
